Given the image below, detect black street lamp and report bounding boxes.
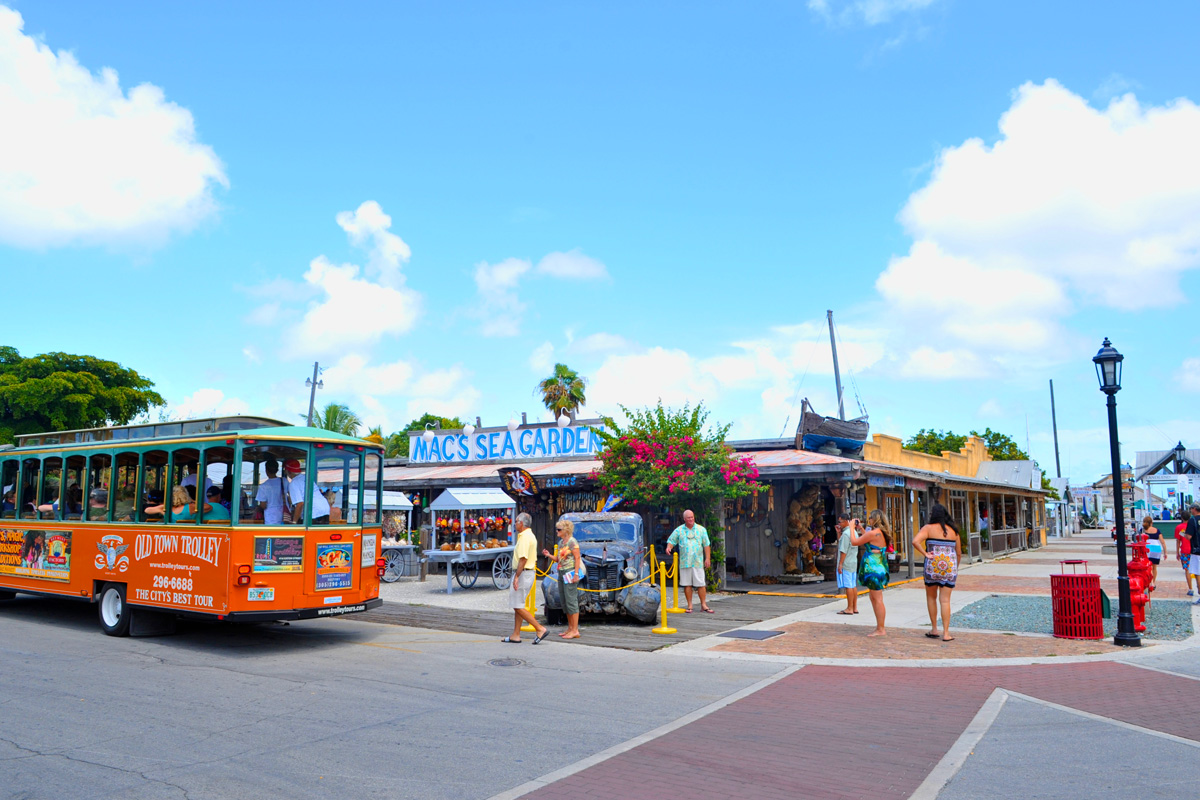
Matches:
[1094,337,1140,647]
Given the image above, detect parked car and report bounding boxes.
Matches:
[541,512,659,624]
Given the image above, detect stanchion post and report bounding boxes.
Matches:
[522,543,550,633]
[652,562,677,635]
[667,551,684,613]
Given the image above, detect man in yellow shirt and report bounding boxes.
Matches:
[504,512,548,644]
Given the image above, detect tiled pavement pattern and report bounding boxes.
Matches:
[520,662,1200,800]
[708,620,1122,659]
[951,573,1195,600]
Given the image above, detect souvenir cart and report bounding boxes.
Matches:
[380,491,416,582]
[423,487,515,593]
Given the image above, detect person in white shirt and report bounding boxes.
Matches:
[181,467,214,493]
[284,458,330,524]
[254,460,287,525]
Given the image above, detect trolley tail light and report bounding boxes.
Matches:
[330,533,342,541]
[236,564,251,586]
[376,558,386,568]
[237,575,250,586]
[376,568,385,578]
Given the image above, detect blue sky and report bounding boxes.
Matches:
[3,1,1200,484]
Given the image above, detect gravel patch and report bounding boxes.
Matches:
[379,572,544,611]
[954,594,1195,641]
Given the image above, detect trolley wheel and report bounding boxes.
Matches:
[382,549,410,583]
[0,590,16,601]
[98,583,130,637]
[491,553,513,589]
[453,561,479,589]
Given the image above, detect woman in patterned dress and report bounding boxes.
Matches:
[850,510,892,637]
[913,503,962,642]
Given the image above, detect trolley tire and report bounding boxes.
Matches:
[0,590,16,601]
[98,583,131,637]
[453,561,479,589]
[491,553,513,589]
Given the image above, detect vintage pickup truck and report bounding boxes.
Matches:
[541,511,660,624]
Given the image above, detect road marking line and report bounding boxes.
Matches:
[486,665,802,800]
[909,688,1008,800]
[1003,689,1200,748]
[1122,661,1200,683]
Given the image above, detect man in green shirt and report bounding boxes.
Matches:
[666,509,713,613]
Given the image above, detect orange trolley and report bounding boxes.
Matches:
[0,416,385,635]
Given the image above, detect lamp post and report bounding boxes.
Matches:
[1094,337,1140,647]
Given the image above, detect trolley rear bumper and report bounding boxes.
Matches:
[222,597,382,622]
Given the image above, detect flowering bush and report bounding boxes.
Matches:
[591,402,761,515]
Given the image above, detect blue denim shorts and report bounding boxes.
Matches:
[836,569,857,589]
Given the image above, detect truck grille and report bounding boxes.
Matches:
[586,563,621,596]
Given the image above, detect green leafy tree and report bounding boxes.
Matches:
[903,429,967,456]
[904,426,1029,461]
[0,347,164,443]
[538,363,587,417]
[592,402,761,590]
[391,413,466,458]
[305,403,362,436]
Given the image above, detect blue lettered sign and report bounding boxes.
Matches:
[408,424,604,465]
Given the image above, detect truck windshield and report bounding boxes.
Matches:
[572,520,638,544]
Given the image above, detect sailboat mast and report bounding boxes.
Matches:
[827,309,845,421]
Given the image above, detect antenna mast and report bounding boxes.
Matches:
[827,310,845,421]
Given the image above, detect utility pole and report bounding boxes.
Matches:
[305,362,323,427]
[827,310,845,421]
[1049,379,1062,478]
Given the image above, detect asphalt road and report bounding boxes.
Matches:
[0,595,781,800]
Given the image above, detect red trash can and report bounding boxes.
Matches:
[1050,560,1103,639]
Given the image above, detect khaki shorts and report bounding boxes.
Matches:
[509,570,535,609]
[679,565,706,587]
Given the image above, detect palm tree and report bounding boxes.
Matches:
[538,363,587,418]
[384,432,406,458]
[365,425,385,446]
[304,403,362,436]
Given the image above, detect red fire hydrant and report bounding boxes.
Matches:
[1127,532,1152,633]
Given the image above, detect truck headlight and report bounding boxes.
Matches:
[623,567,637,582]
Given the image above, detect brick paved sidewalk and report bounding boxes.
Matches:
[518,662,1200,800]
[709,620,1124,660]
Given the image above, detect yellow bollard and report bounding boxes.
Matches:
[652,562,677,635]
[667,551,684,613]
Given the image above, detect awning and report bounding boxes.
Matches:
[428,487,516,511]
[381,491,413,510]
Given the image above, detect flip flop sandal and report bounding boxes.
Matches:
[532,632,548,645]
[500,637,522,644]
[837,611,854,616]
[924,633,941,639]
[684,608,693,613]
[702,608,715,614]
[942,636,956,642]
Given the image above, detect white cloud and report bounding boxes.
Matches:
[536,249,609,280]
[174,388,249,419]
[587,347,720,416]
[1176,358,1200,392]
[572,332,635,356]
[286,256,421,356]
[473,257,532,337]
[402,367,481,423]
[247,202,421,358]
[808,0,938,26]
[335,201,411,286]
[880,80,1200,377]
[0,6,226,248]
[242,346,261,364]
[321,353,415,396]
[529,342,555,373]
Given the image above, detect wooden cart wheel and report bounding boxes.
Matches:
[382,549,409,583]
[453,561,479,589]
[491,553,512,589]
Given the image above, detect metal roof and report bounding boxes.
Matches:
[428,487,515,510]
[381,491,413,510]
[383,459,600,488]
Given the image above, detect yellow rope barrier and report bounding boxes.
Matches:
[666,551,684,613]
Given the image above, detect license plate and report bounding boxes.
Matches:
[248,587,275,602]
